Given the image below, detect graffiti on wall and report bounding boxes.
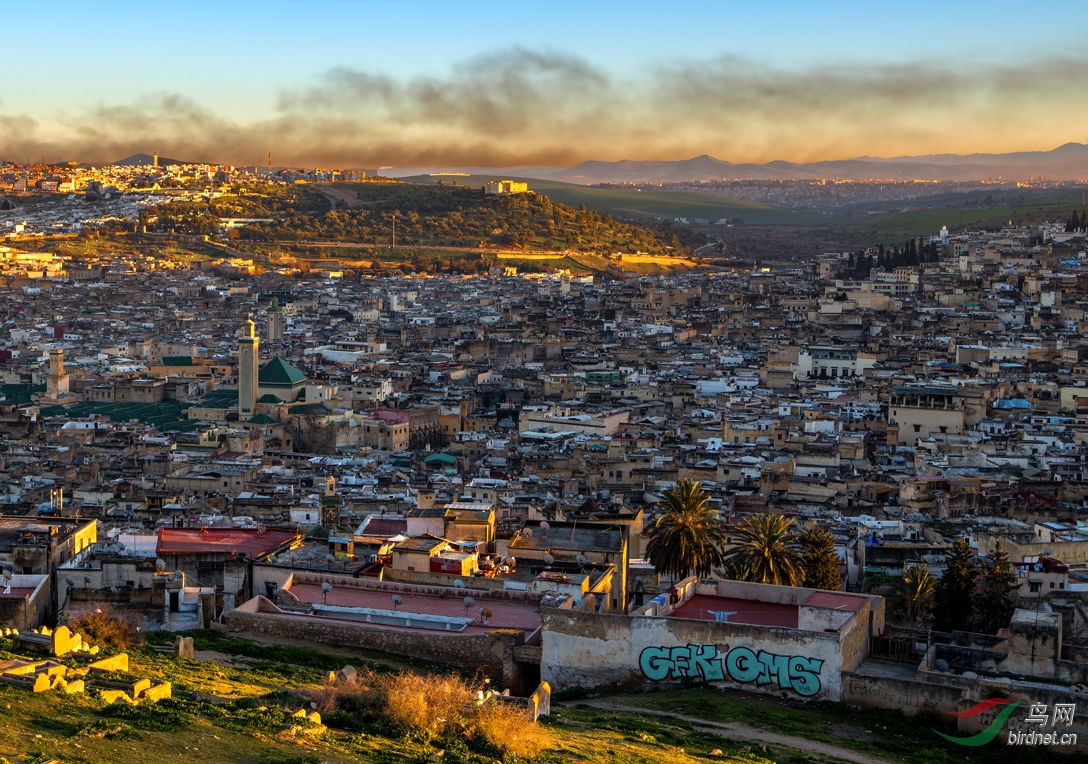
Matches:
[638,643,825,697]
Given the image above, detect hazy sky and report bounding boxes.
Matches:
[6,1,1088,166]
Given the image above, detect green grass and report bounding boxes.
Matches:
[587,688,1088,764]
[854,200,1086,240]
[407,174,825,225]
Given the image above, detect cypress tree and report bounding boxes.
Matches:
[975,541,1020,634]
[800,527,843,591]
[933,539,979,632]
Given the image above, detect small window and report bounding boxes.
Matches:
[1029,581,1042,593]
[913,424,922,433]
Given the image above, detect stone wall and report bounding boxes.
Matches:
[228,597,527,691]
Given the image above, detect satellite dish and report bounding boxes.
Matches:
[65,578,75,588]
[155,559,166,569]
[540,521,550,535]
[463,596,475,609]
[110,586,119,594]
[543,554,555,566]
[1044,548,1053,556]
[117,543,125,551]
[576,554,587,565]
[321,582,333,593]
[523,528,533,539]
[506,556,516,568]
[391,594,403,611]
[83,576,91,585]
[453,579,465,589]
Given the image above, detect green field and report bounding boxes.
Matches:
[855,200,1086,241]
[407,174,827,225]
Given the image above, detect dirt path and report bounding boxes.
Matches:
[575,699,893,764]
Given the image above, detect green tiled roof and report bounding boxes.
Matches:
[162,356,194,366]
[259,357,307,386]
[256,393,283,404]
[288,403,327,415]
[0,384,46,406]
[247,413,278,424]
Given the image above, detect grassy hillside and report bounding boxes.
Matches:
[231,181,700,255]
[406,175,825,225]
[855,200,1087,240]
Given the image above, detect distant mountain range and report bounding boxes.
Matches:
[387,143,1088,184]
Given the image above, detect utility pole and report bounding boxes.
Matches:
[392,213,396,249]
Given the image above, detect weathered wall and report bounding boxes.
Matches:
[540,608,845,700]
[840,672,965,719]
[229,604,526,690]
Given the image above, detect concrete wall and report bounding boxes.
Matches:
[540,608,846,700]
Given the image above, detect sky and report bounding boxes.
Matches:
[5,1,1088,167]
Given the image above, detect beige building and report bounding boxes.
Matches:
[888,386,965,446]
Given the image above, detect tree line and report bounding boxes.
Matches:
[645,480,1022,635]
[645,480,842,590]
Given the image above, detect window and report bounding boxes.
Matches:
[1029,581,1042,593]
[913,424,922,433]
[1050,581,1056,589]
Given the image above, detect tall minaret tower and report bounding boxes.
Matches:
[238,317,259,420]
[45,348,69,398]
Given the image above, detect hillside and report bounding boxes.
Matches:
[0,628,1052,764]
[406,174,822,225]
[234,181,702,255]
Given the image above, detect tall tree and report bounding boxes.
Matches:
[894,564,937,625]
[933,539,979,632]
[975,541,1020,634]
[646,480,727,581]
[799,527,843,590]
[724,514,803,586]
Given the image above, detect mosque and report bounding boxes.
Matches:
[237,317,309,421]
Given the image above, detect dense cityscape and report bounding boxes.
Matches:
[3,2,1088,762]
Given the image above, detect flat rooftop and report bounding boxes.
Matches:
[286,582,541,636]
[669,594,798,629]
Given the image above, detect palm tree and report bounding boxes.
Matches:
[894,564,936,625]
[645,480,728,582]
[723,514,803,586]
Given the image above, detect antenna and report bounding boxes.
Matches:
[326,553,336,570]
[453,579,465,589]
[65,578,75,588]
[543,553,555,566]
[463,596,475,615]
[540,521,550,536]
[390,594,403,611]
[576,553,587,566]
[156,559,166,571]
[523,528,533,539]
[321,581,332,603]
[83,575,91,586]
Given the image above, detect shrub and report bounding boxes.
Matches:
[469,700,552,759]
[69,606,138,650]
[381,672,473,737]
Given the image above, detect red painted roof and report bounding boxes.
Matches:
[669,594,798,629]
[802,591,865,612]
[157,527,298,557]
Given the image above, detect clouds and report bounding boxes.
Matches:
[3,50,1087,167]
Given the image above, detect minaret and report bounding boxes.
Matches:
[238,317,259,420]
[153,152,159,169]
[266,298,284,343]
[46,348,69,398]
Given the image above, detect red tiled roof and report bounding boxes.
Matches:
[157,527,298,557]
